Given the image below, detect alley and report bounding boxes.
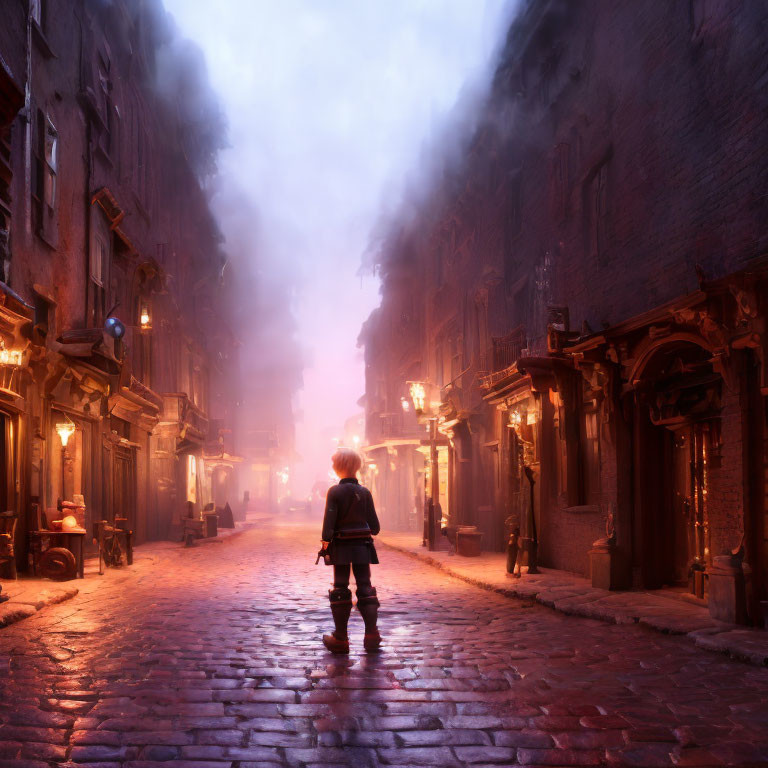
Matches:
[1,524,767,768]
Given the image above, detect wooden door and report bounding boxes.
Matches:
[112,448,135,528]
[671,428,694,586]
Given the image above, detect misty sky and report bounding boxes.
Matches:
[163,0,514,495]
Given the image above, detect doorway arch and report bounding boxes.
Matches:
[631,337,722,590]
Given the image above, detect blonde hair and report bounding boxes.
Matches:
[332,447,362,476]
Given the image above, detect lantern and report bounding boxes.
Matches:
[55,419,76,447]
[409,381,426,412]
[139,304,152,330]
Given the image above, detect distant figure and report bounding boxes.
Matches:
[319,447,382,654]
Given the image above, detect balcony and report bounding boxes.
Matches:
[161,392,209,442]
[478,326,526,388]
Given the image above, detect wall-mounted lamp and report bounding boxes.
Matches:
[400,397,410,412]
[139,304,152,330]
[55,417,76,447]
[104,316,126,339]
[0,343,24,367]
[409,381,426,412]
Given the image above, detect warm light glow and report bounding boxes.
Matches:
[368,462,377,471]
[401,397,410,412]
[139,304,152,330]
[55,420,76,447]
[509,410,522,427]
[187,454,197,503]
[277,467,290,485]
[526,409,538,425]
[409,381,426,412]
[352,435,361,446]
[0,343,23,367]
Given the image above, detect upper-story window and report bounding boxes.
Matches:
[89,207,111,327]
[31,110,58,246]
[43,117,57,208]
[585,155,611,265]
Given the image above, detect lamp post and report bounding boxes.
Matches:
[508,405,539,574]
[409,381,440,551]
[55,416,76,503]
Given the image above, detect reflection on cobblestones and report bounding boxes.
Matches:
[0,523,767,766]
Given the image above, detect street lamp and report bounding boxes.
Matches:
[507,402,539,575]
[408,381,440,551]
[55,416,76,504]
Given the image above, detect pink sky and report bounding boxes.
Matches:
[163,0,515,495]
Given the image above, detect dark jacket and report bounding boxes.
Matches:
[321,478,380,565]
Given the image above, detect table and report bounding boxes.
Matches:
[29,530,86,579]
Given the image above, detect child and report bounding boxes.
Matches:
[320,447,381,653]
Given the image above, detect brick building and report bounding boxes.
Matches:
[0,0,245,571]
[361,0,768,623]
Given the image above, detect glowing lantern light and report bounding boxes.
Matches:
[352,435,361,446]
[401,397,410,412]
[55,419,76,447]
[409,381,426,412]
[276,467,290,485]
[139,304,152,330]
[0,343,23,367]
[508,410,522,428]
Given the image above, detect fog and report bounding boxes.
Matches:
[162,0,516,496]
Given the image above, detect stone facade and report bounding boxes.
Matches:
[362,0,768,622]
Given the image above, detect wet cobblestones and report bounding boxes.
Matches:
[0,523,767,766]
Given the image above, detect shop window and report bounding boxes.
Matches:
[581,407,601,502]
[550,391,568,498]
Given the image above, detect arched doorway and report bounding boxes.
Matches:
[631,338,721,591]
[212,465,234,508]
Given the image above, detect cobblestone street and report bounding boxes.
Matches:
[1,523,767,768]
